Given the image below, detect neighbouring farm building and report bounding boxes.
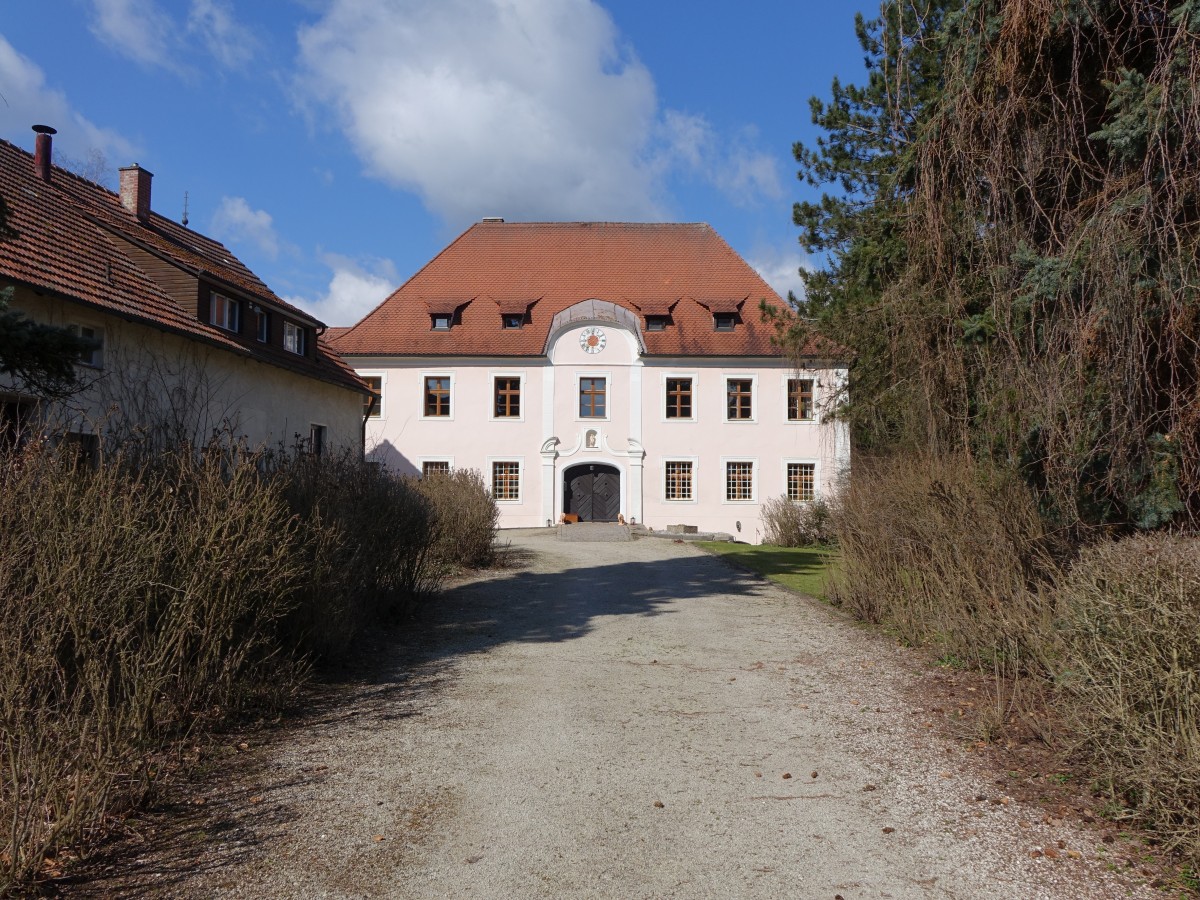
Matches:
[0,127,370,456]
[330,220,850,541]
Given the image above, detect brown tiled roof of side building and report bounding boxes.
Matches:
[329,221,840,360]
[0,137,366,395]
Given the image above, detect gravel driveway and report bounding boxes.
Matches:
[80,530,1154,899]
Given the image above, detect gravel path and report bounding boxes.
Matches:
[82,530,1154,899]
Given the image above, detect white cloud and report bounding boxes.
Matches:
[86,0,255,73]
[747,242,815,305]
[209,196,286,260]
[293,0,667,226]
[661,111,784,206]
[284,254,399,326]
[87,0,182,72]
[187,0,257,69]
[0,34,138,166]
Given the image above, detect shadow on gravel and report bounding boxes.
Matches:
[56,537,767,897]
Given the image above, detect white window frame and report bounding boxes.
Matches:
[487,456,524,503]
[660,371,698,423]
[782,373,818,424]
[358,370,386,419]
[419,456,455,478]
[283,319,306,355]
[721,456,758,504]
[782,458,821,502]
[490,370,527,422]
[723,373,758,423]
[662,457,699,503]
[419,371,455,421]
[210,293,241,333]
[69,323,104,369]
[575,370,611,422]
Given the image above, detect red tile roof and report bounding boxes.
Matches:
[329,222,834,359]
[0,137,366,395]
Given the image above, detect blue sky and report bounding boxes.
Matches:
[1,1,870,326]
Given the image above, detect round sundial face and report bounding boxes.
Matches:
[579,326,607,354]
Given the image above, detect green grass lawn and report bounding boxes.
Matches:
[697,542,840,600]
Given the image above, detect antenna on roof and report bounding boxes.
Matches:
[181,191,189,227]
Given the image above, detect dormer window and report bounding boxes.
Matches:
[645,315,669,332]
[431,313,452,331]
[283,320,306,355]
[251,304,269,343]
[502,313,524,330]
[210,293,241,332]
[714,312,737,332]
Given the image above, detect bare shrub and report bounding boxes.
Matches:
[830,453,1060,679]
[414,467,499,571]
[1054,535,1200,865]
[761,496,835,547]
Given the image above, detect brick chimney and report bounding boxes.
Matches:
[32,125,56,182]
[119,164,153,221]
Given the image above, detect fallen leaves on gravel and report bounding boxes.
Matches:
[653,801,664,808]
[882,827,895,834]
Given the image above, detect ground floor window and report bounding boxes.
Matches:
[492,461,521,500]
[665,460,693,500]
[422,460,451,478]
[787,462,816,502]
[725,461,754,501]
[309,424,325,457]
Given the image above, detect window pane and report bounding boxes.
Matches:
[788,378,814,421]
[665,460,693,500]
[492,461,520,500]
[666,378,692,419]
[494,377,521,417]
[363,376,382,418]
[580,377,606,418]
[424,376,451,416]
[423,460,451,477]
[788,463,816,501]
[726,379,752,420]
[725,461,753,501]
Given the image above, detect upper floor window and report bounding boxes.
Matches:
[502,313,524,329]
[363,376,382,418]
[69,324,103,368]
[788,378,814,421]
[726,378,753,420]
[424,376,451,417]
[714,312,737,331]
[283,320,306,355]
[645,315,669,332]
[494,376,521,418]
[252,305,270,343]
[665,378,692,419]
[579,377,606,418]
[431,313,452,331]
[210,293,240,332]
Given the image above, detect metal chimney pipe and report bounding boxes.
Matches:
[32,125,56,182]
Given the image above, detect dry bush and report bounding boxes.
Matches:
[274,451,437,660]
[0,443,302,888]
[830,453,1060,679]
[761,496,836,547]
[1054,534,1200,864]
[415,467,499,570]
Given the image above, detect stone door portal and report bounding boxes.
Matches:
[564,464,621,522]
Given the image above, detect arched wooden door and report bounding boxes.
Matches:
[564,464,621,522]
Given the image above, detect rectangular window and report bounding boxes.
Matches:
[494,376,521,418]
[424,376,451,417]
[726,461,754,501]
[788,378,814,421]
[253,305,269,343]
[309,424,326,458]
[431,313,452,331]
[502,313,524,329]
[70,324,103,368]
[492,461,520,500]
[787,462,816,502]
[665,377,692,419]
[645,316,668,332]
[363,375,382,418]
[283,320,306,355]
[210,293,240,332]
[665,460,693,501]
[579,377,606,418]
[423,460,451,478]
[714,312,737,331]
[726,378,753,420]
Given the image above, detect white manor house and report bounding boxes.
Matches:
[331,220,849,542]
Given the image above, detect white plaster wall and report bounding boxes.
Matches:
[3,288,363,453]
